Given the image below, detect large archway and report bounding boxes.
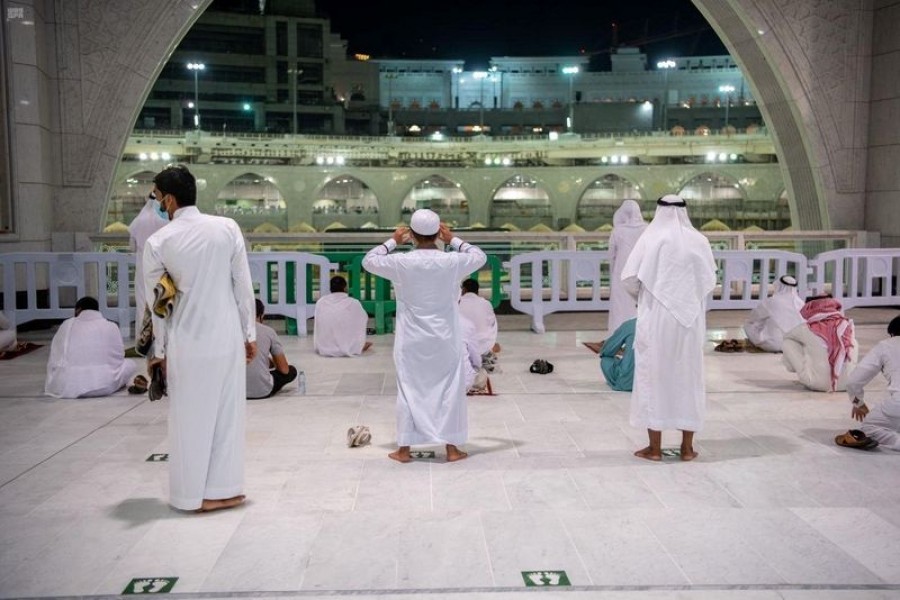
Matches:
[313,176,379,231]
[401,175,469,227]
[106,170,157,229]
[489,175,553,230]
[678,172,745,230]
[576,174,643,230]
[215,173,287,232]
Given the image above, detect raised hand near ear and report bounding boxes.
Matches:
[438,223,453,244]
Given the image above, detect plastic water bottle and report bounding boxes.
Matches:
[297,370,306,394]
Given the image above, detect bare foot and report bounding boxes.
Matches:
[633,447,662,461]
[362,341,373,353]
[388,448,411,463]
[195,495,246,513]
[446,444,468,462]
[680,447,699,461]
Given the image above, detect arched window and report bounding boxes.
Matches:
[215,173,286,232]
[576,174,642,229]
[401,175,469,227]
[489,175,552,229]
[678,172,743,229]
[107,171,156,228]
[313,175,379,230]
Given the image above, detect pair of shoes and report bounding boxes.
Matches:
[714,339,743,353]
[347,425,371,448]
[834,429,879,450]
[127,375,149,395]
[149,363,167,401]
[529,359,554,374]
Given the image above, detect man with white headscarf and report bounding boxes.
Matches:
[363,209,486,463]
[743,275,805,352]
[621,194,717,461]
[607,199,647,333]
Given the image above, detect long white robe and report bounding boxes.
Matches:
[847,337,900,450]
[782,323,858,392]
[363,237,486,446]
[458,292,497,355]
[0,310,16,351]
[129,198,169,316]
[143,206,256,511]
[743,280,804,352]
[607,200,647,333]
[621,200,717,432]
[460,315,483,389]
[44,310,136,398]
[313,292,368,356]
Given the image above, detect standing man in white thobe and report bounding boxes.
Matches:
[743,275,804,352]
[129,192,169,318]
[621,194,717,461]
[144,165,257,513]
[363,209,486,463]
[313,275,370,357]
[838,315,900,451]
[44,296,137,398]
[607,199,647,333]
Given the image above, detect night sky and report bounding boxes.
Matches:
[315,0,727,68]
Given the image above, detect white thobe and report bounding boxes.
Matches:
[743,281,804,352]
[314,292,368,356]
[458,292,498,356]
[129,198,168,316]
[847,337,900,451]
[607,200,647,333]
[782,323,858,392]
[44,310,136,398]
[460,315,483,389]
[621,203,717,432]
[363,237,486,446]
[143,206,256,511]
[0,310,16,351]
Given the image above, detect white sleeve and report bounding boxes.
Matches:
[845,345,885,403]
[362,239,400,280]
[450,237,487,279]
[230,227,256,343]
[142,240,168,359]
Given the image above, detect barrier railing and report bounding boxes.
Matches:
[249,252,336,336]
[809,249,900,309]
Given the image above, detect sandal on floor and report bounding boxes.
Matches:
[149,364,167,401]
[835,429,879,450]
[127,375,149,394]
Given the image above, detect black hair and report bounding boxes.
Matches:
[153,164,196,207]
[888,316,900,337]
[330,275,348,293]
[462,278,479,294]
[255,298,265,319]
[75,296,99,313]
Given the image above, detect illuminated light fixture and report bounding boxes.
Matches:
[493,157,501,165]
[548,131,559,140]
[621,156,629,164]
[315,156,325,165]
[657,59,676,69]
[336,156,345,165]
[150,152,159,161]
[325,156,335,165]
[729,153,738,161]
[431,132,444,141]
[243,103,252,111]
[187,101,194,109]
[139,153,148,161]
[472,125,482,132]
[601,156,609,163]
[610,155,620,164]
[409,124,421,132]
[161,152,171,161]
[501,157,511,166]
[641,100,653,110]
[718,153,727,162]
[706,151,717,162]
[484,157,492,166]
[353,53,370,61]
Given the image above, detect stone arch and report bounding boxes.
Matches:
[312,174,380,230]
[576,173,644,230]
[106,170,157,228]
[489,174,554,229]
[678,171,746,229]
[214,173,287,232]
[401,175,470,227]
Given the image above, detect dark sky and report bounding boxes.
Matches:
[316,0,727,68]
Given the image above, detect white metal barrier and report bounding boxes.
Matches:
[505,248,896,333]
[1,252,336,338]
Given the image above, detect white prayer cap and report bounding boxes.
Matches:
[410,208,440,235]
[779,275,798,286]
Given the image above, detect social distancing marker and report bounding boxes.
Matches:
[122,577,177,594]
[146,453,169,462]
[410,451,436,459]
[521,570,570,587]
[661,448,682,457]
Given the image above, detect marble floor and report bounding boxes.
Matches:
[1,308,899,600]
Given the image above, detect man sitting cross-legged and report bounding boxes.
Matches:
[313,275,372,357]
[247,299,298,399]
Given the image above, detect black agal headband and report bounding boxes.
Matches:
[657,197,687,207]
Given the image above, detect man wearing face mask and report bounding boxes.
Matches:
[129,192,170,320]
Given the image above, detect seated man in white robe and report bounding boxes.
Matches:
[837,315,900,451]
[458,278,499,357]
[460,315,488,393]
[743,275,804,352]
[0,309,17,353]
[313,275,371,357]
[45,296,137,398]
[782,295,858,392]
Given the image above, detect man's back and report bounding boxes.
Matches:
[458,292,497,355]
[247,322,281,398]
[314,292,367,356]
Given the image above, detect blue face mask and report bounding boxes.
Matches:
[154,199,169,221]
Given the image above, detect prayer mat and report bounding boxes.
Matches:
[124,347,144,358]
[582,341,604,354]
[0,342,43,360]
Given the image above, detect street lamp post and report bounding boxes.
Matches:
[562,66,579,133]
[719,84,735,132]
[656,59,676,131]
[385,73,397,135]
[451,66,462,109]
[186,62,205,130]
[288,66,303,135]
